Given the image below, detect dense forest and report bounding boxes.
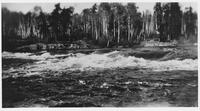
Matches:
[2,2,198,51]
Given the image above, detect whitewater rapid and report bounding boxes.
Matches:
[2,51,198,77]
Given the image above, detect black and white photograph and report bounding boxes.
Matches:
[1,0,198,108]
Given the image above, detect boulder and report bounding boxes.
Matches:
[16,43,47,52]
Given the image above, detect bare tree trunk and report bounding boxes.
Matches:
[107,40,109,47]
[105,20,108,37]
[117,19,120,44]
[128,16,130,41]
[95,22,98,40]
[114,19,115,40]
[91,18,93,38]
[102,17,105,36]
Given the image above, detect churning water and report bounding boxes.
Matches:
[2,50,198,77]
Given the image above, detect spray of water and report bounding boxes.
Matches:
[2,51,198,77]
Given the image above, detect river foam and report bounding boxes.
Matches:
[2,51,198,77]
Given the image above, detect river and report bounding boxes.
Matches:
[2,47,198,107]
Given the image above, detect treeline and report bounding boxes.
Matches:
[2,2,197,50]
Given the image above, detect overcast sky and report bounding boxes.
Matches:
[2,2,197,14]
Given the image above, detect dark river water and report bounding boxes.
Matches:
[2,49,198,107]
